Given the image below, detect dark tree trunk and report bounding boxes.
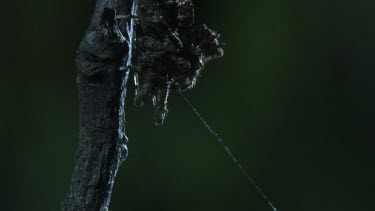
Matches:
[63,0,135,210]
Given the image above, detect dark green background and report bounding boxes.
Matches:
[1,0,374,210]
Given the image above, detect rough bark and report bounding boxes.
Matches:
[63,0,134,210]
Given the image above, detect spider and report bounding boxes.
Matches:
[119,0,224,125]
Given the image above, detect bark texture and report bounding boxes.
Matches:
[63,0,133,210]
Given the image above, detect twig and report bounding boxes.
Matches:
[62,0,135,210]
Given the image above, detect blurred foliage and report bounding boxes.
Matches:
[1,0,374,210]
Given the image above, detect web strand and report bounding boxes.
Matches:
[178,90,278,211]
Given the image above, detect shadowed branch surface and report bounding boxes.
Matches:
[63,0,133,210]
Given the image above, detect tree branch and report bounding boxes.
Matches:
[63,0,135,210]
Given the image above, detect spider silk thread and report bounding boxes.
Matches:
[178,90,278,211]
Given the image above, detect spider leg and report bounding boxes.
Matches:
[134,73,152,107]
[133,71,139,101]
[115,14,138,20]
[119,64,139,72]
[152,81,171,125]
[179,68,200,90]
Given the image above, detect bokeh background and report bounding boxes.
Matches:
[1,0,374,210]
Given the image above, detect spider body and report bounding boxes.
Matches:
[132,0,223,124]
